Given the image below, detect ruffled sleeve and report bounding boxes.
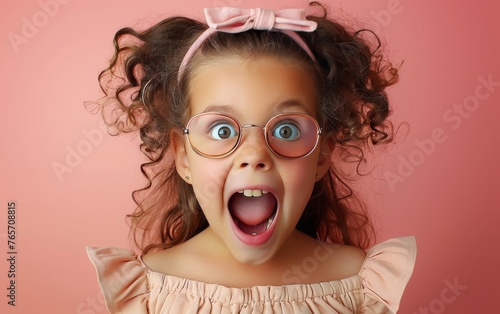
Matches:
[86,247,149,313]
[360,236,417,313]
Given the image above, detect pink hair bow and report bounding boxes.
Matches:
[178,7,318,80]
[204,7,317,32]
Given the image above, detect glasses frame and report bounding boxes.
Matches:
[182,112,322,159]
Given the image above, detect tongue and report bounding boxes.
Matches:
[229,193,276,226]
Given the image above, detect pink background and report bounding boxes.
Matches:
[1,0,499,313]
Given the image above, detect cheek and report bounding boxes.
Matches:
[288,157,318,182]
[281,159,318,203]
[189,158,228,208]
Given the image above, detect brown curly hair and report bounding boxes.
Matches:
[92,2,399,254]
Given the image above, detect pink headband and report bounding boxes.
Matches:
[178,7,318,80]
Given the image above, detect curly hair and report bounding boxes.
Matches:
[92,2,399,254]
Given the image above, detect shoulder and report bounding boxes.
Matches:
[297,236,416,285]
[285,232,367,282]
[317,241,367,280]
[141,239,206,278]
[141,249,165,268]
[141,247,178,273]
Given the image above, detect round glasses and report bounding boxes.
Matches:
[182,112,322,159]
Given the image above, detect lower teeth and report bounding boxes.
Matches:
[266,218,273,229]
[248,218,274,236]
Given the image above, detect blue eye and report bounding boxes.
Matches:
[272,122,300,141]
[209,123,238,140]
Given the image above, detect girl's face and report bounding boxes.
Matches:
[174,55,330,265]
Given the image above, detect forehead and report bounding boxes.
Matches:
[186,56,319,119]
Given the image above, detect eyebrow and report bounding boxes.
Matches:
[275,100,313,115]
[201,104,235,114]
[201,100,312,115]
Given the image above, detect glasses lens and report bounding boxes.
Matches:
[185,113,320,158]
[186,113,240,157]
[266,114,320,158]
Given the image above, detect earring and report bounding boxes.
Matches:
[185,176,190,180]
[315,173,319,179]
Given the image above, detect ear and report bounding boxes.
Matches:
[171,129,191,184]
[315,138,334,181]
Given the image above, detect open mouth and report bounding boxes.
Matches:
[228,189,278,236]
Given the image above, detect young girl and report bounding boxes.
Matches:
[87,3,416,313]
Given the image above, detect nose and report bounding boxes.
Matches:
[233,127,273,171]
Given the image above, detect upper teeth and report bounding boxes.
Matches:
[238,189,268,197]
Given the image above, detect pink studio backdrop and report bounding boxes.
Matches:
[1,0,498,313]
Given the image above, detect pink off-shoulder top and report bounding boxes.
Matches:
[87,236,416,314]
